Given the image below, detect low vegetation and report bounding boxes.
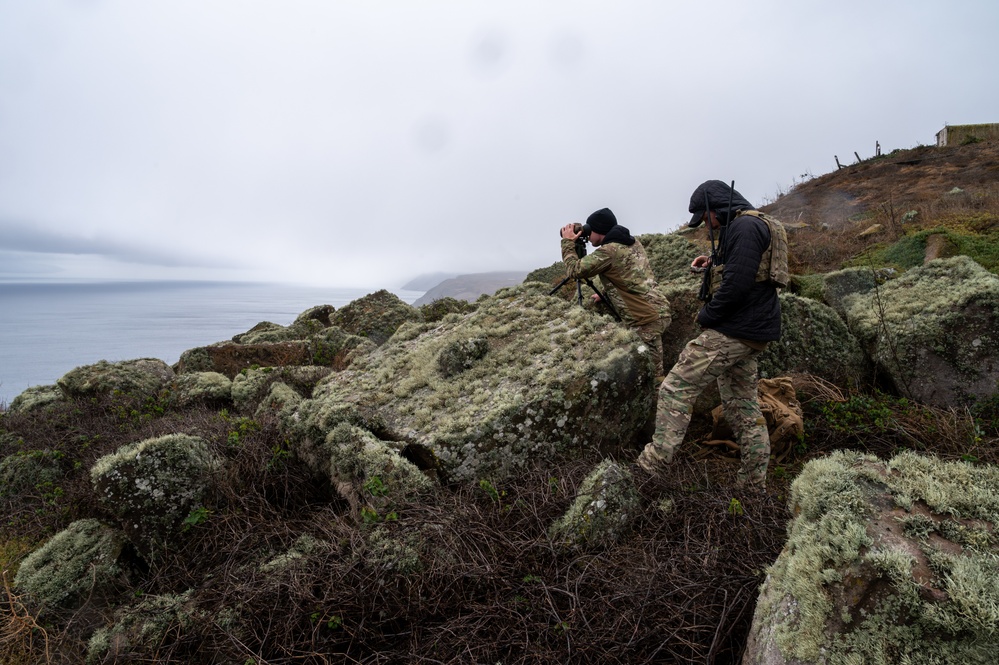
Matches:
[3,139,999,663]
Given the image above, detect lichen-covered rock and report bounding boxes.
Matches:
[86,590,199,664]
[310,326,377,368]
[329,289,423,346]
[548,460,641,550]
[419,296,476,323]
[7,384,64,414]
[232,366,328,412]
[286,283,657,483]
[169,371,232,407]
[821,267,880,318]
[258,534,328,573]
[316,422,434,519]
[637,232,704,285]
[174,341,314,377]
[293,304,336,328]
[253,381,303,421]
[14,518,128,609]
[90,434,220,555]
[759,293,870,388]
[57,358,174,399]
[844,256,999,407]
[0,449,63,498]
[743,450,999,665]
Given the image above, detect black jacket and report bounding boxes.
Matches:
[697,213,782,342]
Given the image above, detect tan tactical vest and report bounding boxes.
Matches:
[707,210,789,295]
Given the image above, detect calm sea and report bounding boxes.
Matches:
[0,281,423,407]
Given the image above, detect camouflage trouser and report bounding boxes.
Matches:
[634,316,670,379]
[637,329,770,488]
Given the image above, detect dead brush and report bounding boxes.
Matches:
[1,571,50,665]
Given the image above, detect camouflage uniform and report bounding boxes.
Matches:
[636,180,785,490]
[637,329,770,487]
[561,237,672,376]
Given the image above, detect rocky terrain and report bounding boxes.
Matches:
[2,139,998,664]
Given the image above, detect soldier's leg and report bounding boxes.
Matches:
[638,330,738,473]
[635,316,669,379]
[717,352,770,488]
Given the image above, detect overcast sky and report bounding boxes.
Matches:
[1,0,996,289]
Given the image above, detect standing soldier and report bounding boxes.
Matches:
[560,208,672,378]
[636,181,788,489]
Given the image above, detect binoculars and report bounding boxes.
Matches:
[558,223,591,239]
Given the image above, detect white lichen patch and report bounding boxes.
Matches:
[14,518,127,609]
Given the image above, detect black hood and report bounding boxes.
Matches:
[687,180,755,227]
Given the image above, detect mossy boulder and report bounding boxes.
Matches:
[57,358,174,399]
[231,365,328,412]
[90,434,220,556]
[312,422,435,520]
[329,289,423,346]
[86,590,200,664]
[548,460,641,550]
[169,371,232,407]
[744,450,999,665]
[759,293,870,388]
[418,296,476,323]
[310,326,377,368]
[14,518,128,609]
[637,232,704,285]
[253,381,304,421]
[285,283,658,484]
[844,256,999,407]
[7,384,64,414]
[0,449,63,498]
[821,266,880,318]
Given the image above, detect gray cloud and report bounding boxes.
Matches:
[0,1,996,288]
[0,220,243,269]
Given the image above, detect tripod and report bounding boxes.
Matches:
[549,238,622,322]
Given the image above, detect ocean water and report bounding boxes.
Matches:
[0,281,422,406]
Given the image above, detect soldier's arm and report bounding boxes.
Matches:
[561,241,613,280]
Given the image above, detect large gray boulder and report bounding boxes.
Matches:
[90,434,221,556]
[743,450,999,665]
[844,255,999,407]
[283,283,658,484]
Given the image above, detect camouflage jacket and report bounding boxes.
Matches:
[561,237,671,327]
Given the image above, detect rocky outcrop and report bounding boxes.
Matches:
[844,255,999,407]
[169,371,232,407]
[743,450,999,664]
[330,289,423,346]
[282,283,658,484]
